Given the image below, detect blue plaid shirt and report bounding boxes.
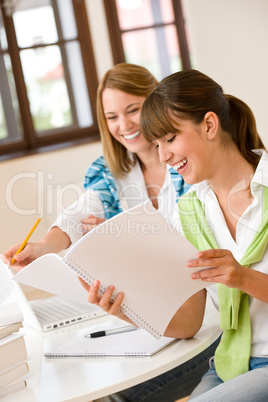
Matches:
[84,156,190,219]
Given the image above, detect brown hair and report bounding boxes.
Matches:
[141,69,265,169]
[97,63,158,178]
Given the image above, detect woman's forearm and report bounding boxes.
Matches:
[39,226,71,253]
[164,289,207,339]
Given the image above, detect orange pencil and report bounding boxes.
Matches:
[10,214,43,266]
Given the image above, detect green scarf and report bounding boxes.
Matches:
[178,186,268,382]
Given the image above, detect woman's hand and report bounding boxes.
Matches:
[78,277,134,323]
[1,242,48,270]
[1,227,71,270]
[187,249,245,289]
[81,215,106,235]
[188,248,268,304]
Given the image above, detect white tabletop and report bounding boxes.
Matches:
[3,298,221,402]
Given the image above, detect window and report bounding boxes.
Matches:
[104,0,191,80]
[0,0,99,158]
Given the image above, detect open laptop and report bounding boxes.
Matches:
[0,259,107,332]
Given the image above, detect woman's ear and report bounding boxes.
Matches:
[203,111,218,140]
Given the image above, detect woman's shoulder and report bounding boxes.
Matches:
[85,156,111,174]
[90,155,107,169]
[84,156,112,189]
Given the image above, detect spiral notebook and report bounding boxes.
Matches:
[14,201,212,339]
[44,325,179,358]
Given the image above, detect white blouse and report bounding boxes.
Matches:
[175,149,268,358]
[52,160,178,246]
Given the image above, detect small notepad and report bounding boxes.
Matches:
[44,327,179,358]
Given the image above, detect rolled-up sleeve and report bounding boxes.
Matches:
[50,189,105,246]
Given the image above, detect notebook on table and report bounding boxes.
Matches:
[0,258,106,332]
[44,323,180,358]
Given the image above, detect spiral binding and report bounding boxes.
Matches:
[63,257,161,340]
[63,257,112,299]
[121,304,161,340]
[45,352,149,358]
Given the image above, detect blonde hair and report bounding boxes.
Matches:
[97,63,158,178]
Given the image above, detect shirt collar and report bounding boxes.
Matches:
[251,149,268,188]
[190,149,268,203]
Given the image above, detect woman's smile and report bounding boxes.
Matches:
[172,158,188,173]
[122,130,141,142]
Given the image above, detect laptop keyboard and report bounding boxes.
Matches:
[30,296,106,330]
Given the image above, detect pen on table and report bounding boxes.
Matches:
[85,325,137,338]
[9,213,43,267]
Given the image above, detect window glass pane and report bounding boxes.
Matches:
[0,11,8,50]
[159,0,174,22]
[122,26,181,80]
[5,54,22,135]
[65,42,93,127]
[116,0,153,29]
[0,95,8,140]
[13,1,58,47]
[0,54,23,143]
[20,46,72,132]
[165,25,182,73]
[57,0,77,40]
[116,0,174,30]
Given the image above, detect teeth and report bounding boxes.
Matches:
[173,159,187,170]
[123,131,140,140]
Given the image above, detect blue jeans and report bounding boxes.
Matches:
[188,356,268,401]
[95,337,220,402]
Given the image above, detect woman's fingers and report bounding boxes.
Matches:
[78,277,124,315]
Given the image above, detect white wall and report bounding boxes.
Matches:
[182,0,268,145]
[0,142,102,253]
[1,0,268,253]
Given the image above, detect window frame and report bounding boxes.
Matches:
[0,0,100,160]
[103,0,191,70]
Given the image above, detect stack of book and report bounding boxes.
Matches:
[0,303,28,398]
